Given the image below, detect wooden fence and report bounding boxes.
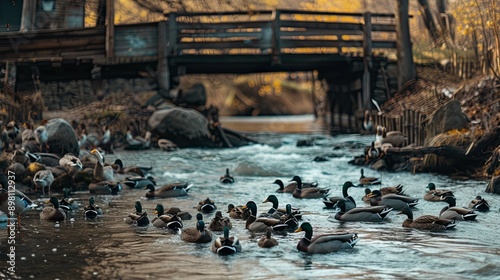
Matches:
[373,109,426,146]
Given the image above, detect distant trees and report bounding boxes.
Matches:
[449,0,500,77]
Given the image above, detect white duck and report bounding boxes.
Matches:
[90,149,114,181]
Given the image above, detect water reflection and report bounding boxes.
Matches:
[0,115,499,279]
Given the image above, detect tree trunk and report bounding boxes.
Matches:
[396,0,416,88]
[417,0,440,43]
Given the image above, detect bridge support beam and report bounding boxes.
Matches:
[320,67,363,134]
[362,12,372,111]
[157,20,170,98]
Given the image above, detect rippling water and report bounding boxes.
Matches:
[1,115,499,280]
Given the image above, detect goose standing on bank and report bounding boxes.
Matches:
[90,149,114,182]
[381,127,407,147]
[33,170,54,195]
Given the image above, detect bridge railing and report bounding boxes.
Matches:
[163,9,397,58]
[0,9,397,63]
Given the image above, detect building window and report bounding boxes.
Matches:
[41,0,56,12]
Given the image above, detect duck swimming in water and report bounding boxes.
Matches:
[295,222,359,254]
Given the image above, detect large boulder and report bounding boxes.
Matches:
[148,107,215,148]
[46,118,79,156]
[485,176,500,194]
[424,100,469,143]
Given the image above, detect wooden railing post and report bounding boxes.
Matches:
[157,21,170,93]
[362,12,372,110]
[105,0,115,62]
[272,10,281,64]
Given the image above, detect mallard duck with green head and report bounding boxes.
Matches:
[424,183,454,202]
[84,196,103,219]
[208,210,232,231]
[181,213,212,243]
[59,188,79,213]
[40,197,66,222]
[398,207,456,231]
[294,222,359,254]
[152,204,183,233]
[125,201,150,227]
[211,227,241,256]
[144,182,192,198]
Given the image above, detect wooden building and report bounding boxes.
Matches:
[0,0,85,33]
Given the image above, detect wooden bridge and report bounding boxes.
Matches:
[0,9,400,131]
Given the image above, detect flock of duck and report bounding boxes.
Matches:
[0,119,493,257]
[0,149,492,256]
